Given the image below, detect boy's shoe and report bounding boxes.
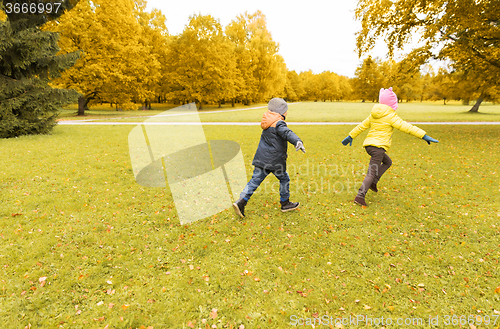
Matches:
[281,200,300,212]
[233,198,247,218]
[370,182,378,193]
[354,196,368,207]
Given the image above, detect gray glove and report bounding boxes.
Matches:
[295,141,306,153]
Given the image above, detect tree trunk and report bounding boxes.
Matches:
[231,98,235,107]
[469,96,484,113]
[443,98,446,105]
[77,96,86,116]
[218,101,222,108]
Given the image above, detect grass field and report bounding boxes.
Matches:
[59,101,500,123]
[1,106,500,328]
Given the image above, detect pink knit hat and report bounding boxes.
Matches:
[379,87,398,110]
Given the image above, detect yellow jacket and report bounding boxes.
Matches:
[349,104,426,151]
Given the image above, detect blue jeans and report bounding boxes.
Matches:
[240,166,290,202]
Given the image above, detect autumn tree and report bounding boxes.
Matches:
[427,68,460,105]
[48,0,161,114]
[352,56,386,102]
[390,60,425,102]
[134,0,169,108]
[163,14,239,109]
[299,70,320,101]
[0,0,81,138]
[226,11,286,104]
[283,70,301,102]
[355,0,500,112]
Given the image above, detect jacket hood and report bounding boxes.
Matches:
[261,110,283,129]
[371,104,395,119]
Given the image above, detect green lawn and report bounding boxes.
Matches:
[1,122,499,328]
[60,101,500,123]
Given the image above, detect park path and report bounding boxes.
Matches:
[59,103,500,125]
[58,121,500,126]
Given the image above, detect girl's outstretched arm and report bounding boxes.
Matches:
[349,116,371,139]
[389,113,426,138]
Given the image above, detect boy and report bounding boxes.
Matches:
[233,98,306,217]
[341,87,439,207]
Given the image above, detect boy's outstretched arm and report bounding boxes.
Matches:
[276,121,305,153]
[295,141,306,153]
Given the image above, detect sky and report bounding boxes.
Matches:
[145,0,394,78]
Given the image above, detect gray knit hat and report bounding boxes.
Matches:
[268,98,288,115]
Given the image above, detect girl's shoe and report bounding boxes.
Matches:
[354,196,368,207]
[280,200,300,212]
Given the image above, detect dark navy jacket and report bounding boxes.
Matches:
[252,111,301,173]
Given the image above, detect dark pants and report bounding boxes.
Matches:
[240,166,290,202]
[357,146,392,198]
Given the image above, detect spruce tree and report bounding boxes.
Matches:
[0,0,81,138]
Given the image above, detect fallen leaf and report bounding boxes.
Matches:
[209,308,217,319]
[122,304,130,310]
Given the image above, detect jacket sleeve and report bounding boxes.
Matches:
[389,113,426,138]
[349,116,371,138]
[276,121,301,146]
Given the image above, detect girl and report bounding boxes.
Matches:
[341,87,439,206]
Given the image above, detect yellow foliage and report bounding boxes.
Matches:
[47,0,163,110]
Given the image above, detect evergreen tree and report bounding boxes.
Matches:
[0,0,81,138]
